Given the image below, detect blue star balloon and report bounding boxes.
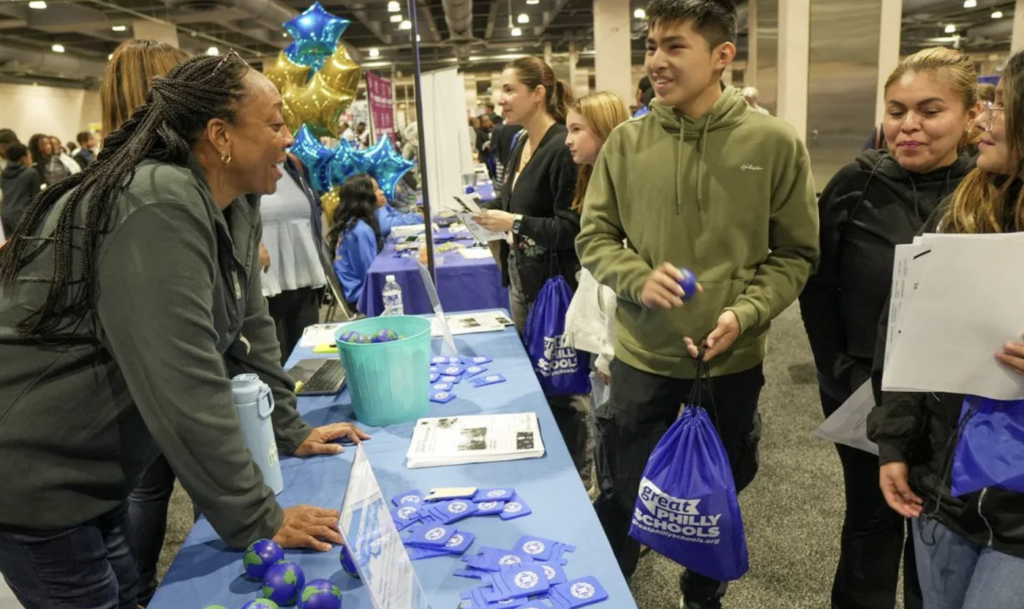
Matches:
[284,3,349,69]
[291,125,334,192]
[367,137,416,200]
[329,140,373,187]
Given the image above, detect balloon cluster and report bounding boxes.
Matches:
[292,124,416,202]
[266,2,360,139]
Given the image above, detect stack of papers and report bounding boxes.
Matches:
[883,233,1024,400]
[429,311,513,337]
[438,194,507,243]
[406,413,545,468]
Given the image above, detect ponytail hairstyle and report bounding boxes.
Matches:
[569,91,630,212]
[942,49,1024,234]
[327,173,383,254]
[506,56,573,124]
[0,53,252,335]
[103,39,191,136]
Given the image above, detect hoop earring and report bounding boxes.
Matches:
[221,150,232,164]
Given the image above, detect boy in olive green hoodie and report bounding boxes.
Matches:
[576,1,818,607]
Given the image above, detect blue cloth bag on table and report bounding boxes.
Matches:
[951,395,1024,496]
[523,275,590,396]
[628,357,749,581]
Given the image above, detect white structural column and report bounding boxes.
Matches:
[747,0,758,87]
[592,0,633,106]
[875,0,901,125]
[131,19,180,48]
[776,0,809,141]
[1013,0,1024,53]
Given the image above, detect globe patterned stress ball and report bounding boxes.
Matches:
[299,578,343,609]
[262,561,307,606]
[243,539,285,579]
[339,545,359,579]
[241,600,280,609]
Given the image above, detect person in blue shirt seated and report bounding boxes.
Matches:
[375,186,423,237]
[329,174,385,311]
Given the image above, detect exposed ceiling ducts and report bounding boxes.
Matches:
[0,41,107,81]
[440,0,473,41]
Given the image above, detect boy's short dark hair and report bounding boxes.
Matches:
[5,142,28,162]
[646,0,737,48]
[76,131,93,145]
[0,129,18,146]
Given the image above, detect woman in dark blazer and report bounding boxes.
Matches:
[475,56,591,491]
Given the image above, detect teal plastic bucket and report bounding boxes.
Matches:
[334,316,431,427]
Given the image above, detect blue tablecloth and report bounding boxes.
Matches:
[358,230,509,317]
[147,321,637,609]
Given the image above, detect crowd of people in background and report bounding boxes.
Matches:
[2,0,1024,607]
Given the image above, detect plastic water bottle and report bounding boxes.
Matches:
[230,373,284,495]
[382,274,404,316]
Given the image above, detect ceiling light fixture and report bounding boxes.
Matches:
[28,0,47,8]
[517,13,529,23]
[369,47,380,57]
[399,19,411,30]
[108,53,113,60]
[634,8,646,19]
[51,43,65,53]
[526,0,539,4]
[206,46,220,56]
[511,26,522,36]
[993,10,1004,18]
[963,0,976,7]
[387,1,400,11]
[111,25,126,32]
[944,24,956,33]
[390,14,402,23]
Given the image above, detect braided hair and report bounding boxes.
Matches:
[0,53,251,335]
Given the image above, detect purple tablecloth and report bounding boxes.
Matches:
[357,230,509,316]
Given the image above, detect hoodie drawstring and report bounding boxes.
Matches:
[696,115,712,211]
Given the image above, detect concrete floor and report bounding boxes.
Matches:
[139,303,906,608]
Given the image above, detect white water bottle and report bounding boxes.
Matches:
[382,274,404,316]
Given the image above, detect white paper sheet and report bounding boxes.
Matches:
[813,381,878,455]
[440,194,506,243]
[298,322,352,348]
[458,247,494,259]
[338,445,429,609]
[882,235,1024,400]
[406,413,545,468]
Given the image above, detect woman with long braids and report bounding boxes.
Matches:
[0,52,367,609]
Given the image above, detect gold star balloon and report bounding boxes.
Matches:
[317,44,361,98]
[265,50,311,93]
[321,186,341,227]
[282,82,301,136]
[286,72,353,139]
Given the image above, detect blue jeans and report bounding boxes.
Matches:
[913,516,1024,609]
[0,505,138,609]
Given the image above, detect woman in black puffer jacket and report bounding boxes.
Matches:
[868,49,1024,609]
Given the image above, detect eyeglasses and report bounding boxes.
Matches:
[981,101,1006,131]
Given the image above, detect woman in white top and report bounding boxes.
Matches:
[261,152,332,362]
[564,91,630,404]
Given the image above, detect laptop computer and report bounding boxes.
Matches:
[286,358,346,396]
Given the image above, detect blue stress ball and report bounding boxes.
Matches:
[678,267,699,301]
[299,579,343,609]
[369,328,399,343]
[338,331,367,344]
[339,545,359,579]
[243,539,285,579]
[242,601,280,609]
[262,561,306,606]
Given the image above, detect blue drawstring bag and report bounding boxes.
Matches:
[629,357,749,582]
[951,395,1024,497]
[524,275,591,396]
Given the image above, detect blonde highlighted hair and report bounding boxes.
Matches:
[943,50,1024,233]
[101,39,190,137]
[884,47,979,153]
[568,91,630,212]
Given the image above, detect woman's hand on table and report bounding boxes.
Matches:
[997,335,1024,377]
[293,423,371,457]
[273,505,342,552]
[473,210,515,233]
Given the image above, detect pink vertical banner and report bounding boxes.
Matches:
[366,71,395,146]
